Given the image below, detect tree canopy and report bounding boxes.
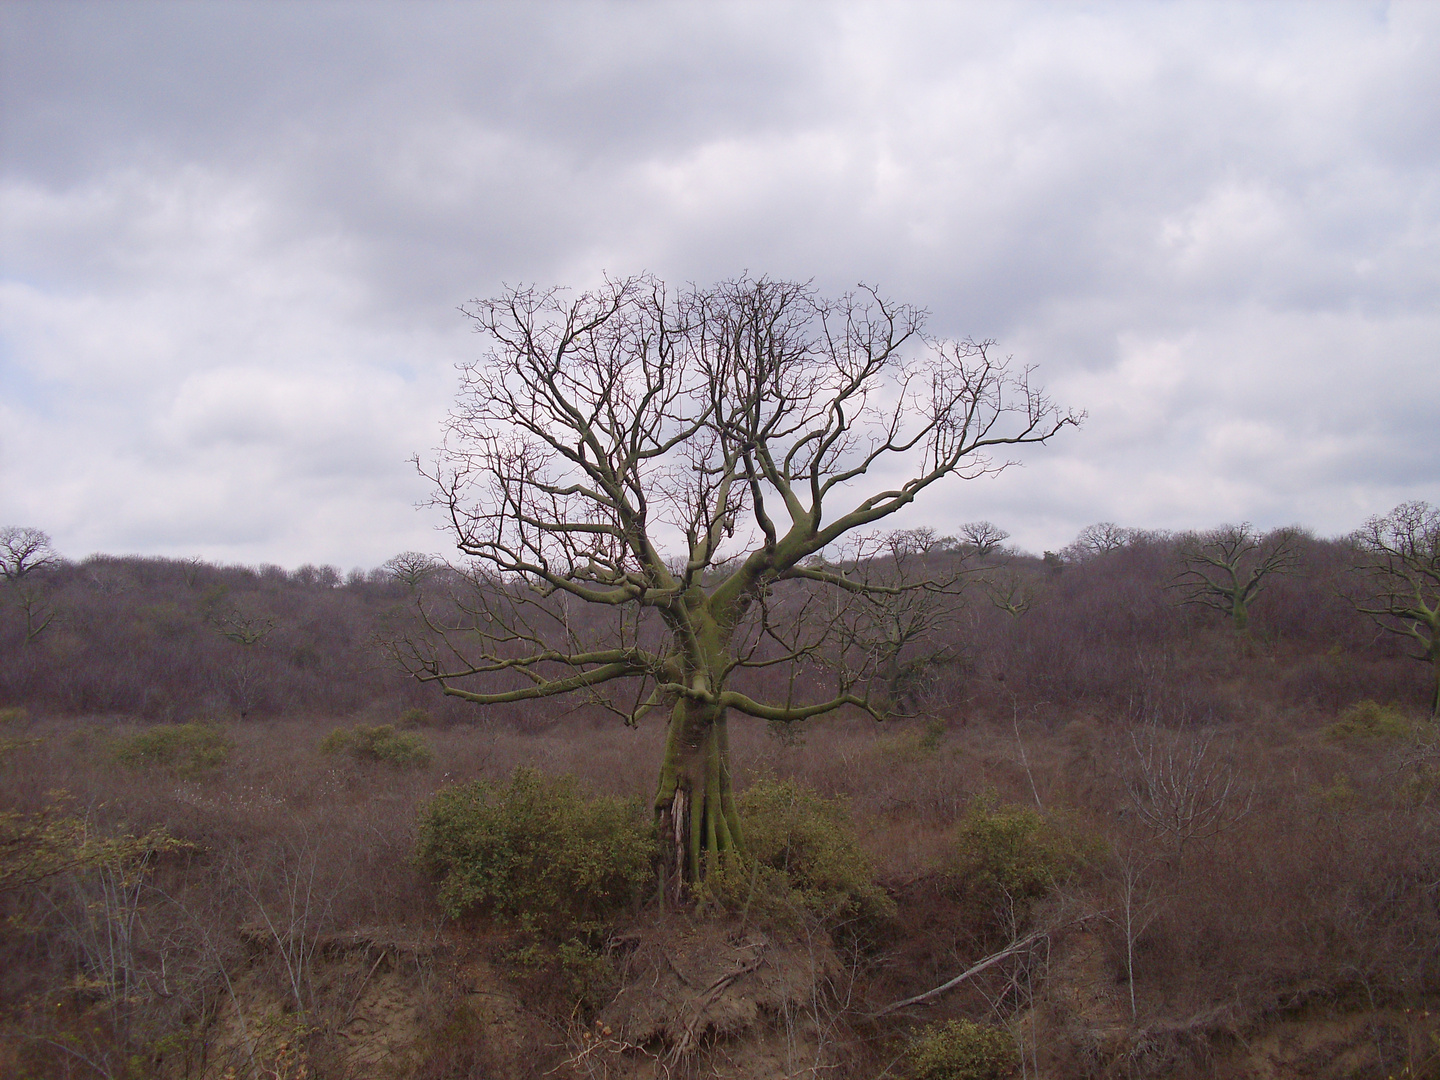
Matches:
[391,274,1080,894]
[1351,501,1440,716]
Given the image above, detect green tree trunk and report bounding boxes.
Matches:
[653,698,743,903]
[1430,650,1440,719]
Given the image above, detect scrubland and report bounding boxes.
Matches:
[2,532,1438,1079]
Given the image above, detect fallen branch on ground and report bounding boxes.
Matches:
[869,916,1095,1019]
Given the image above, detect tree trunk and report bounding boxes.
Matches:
[1430,650,1440,719]
[653,699,743,905]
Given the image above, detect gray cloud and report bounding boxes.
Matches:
[2,1,1437,565]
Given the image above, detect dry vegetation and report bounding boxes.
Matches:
[2,528,1439,1079]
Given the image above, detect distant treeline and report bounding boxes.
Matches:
[0,524,1428,726]
[0,555,443,721]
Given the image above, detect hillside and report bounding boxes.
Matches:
[1,528,1437,1078]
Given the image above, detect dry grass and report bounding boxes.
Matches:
[3,602,1439,1077]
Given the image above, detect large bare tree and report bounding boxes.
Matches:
[1351,501,1440,717]
[391,275,1079,896]
[1172,523,1300,632]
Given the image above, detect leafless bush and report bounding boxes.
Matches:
[1124,727,1255,867]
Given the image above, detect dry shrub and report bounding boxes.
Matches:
[6,543,1440,1080]
[874,718,949,763]
[409,993,507,1080]
[0,804,203,1080]
[1091,733,1440,1036]
[0,801,184,895]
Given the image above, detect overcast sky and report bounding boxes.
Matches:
[2,1,1437,569]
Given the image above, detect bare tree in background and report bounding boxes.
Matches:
[1063,521,1135,562]
[1172,523,1300,632]
[958,520,1010,557]
[383,551,441,592]
[205,596,277,719]
[389,274,1079,897]
[0,527,59,581]
[983,568,1035,619]
[1,526,60,644]
[829,528,969,717]
[1350,501,1440,717]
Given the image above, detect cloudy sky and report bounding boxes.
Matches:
[2,1,1437,569]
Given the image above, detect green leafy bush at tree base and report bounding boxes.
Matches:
[906,1019,1018,1080]
[1323,700,1415,743]
[697,777,894,930]
[112,722,233,776]
[414,766,654,935]
[944,794,1100,927]
[504,936,617,1009]
[319,723,432,767]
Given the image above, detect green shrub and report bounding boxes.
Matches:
[1312,773,1357,818]
[699,777,894,929]
[876,718,950,762]
[906,1019,1018,1080]
[398,706,433,728]
[1323,700,1415,743]
[1,806,188,892]
[944,795,1098,924]
[319,723,432,767]
[112,722,232,776]
[0,707,36,761]
[1406,763,1440,806]
[504,936,616,1008]
[414,766,655,934]
[918,718,948,755]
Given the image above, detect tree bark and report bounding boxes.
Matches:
[1430,651,1440,719]
[654,698,742,904]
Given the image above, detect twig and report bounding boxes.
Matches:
[342,950,388,1028]
[1012,700,1045,810]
